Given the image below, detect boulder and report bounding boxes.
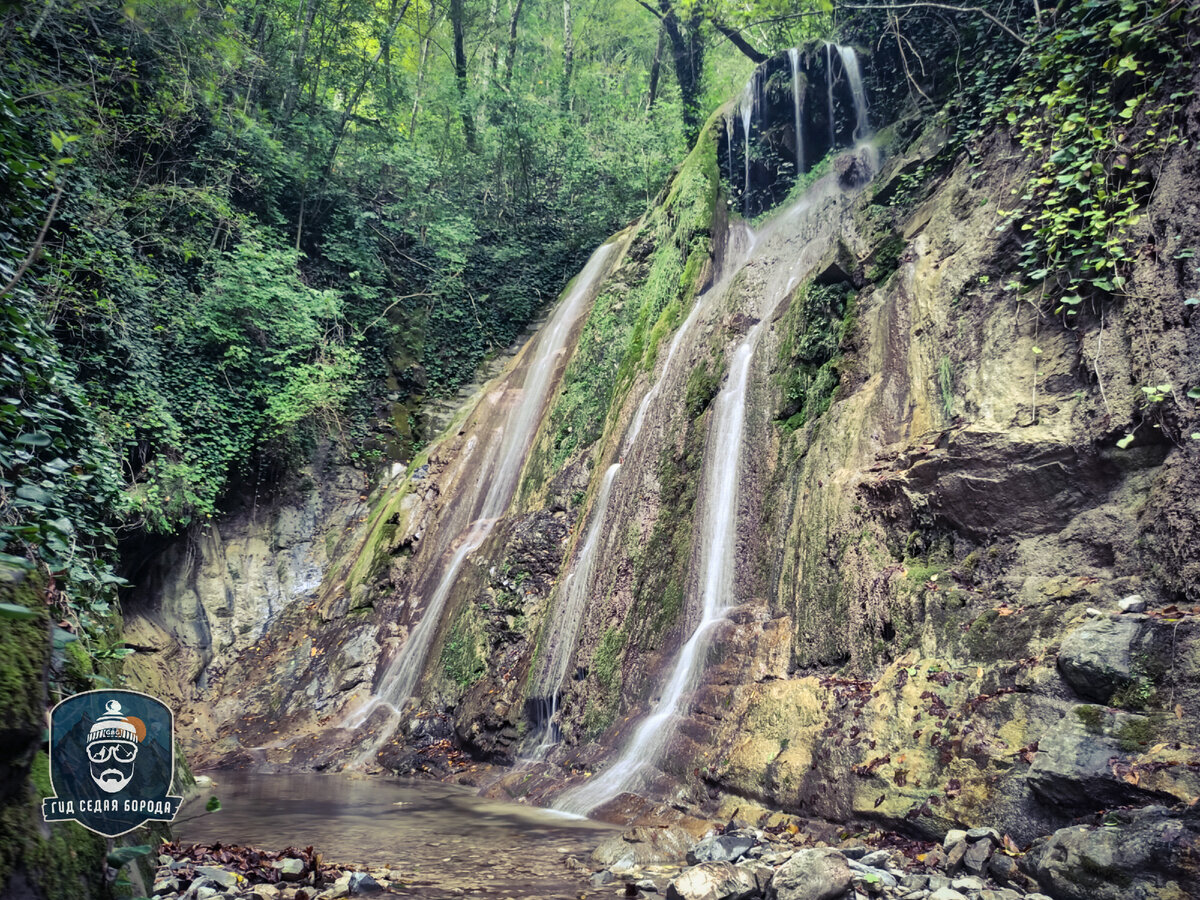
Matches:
[962,839,992,875]
[1057,617,1142,702]
[1118,594,1146,613]
[1027,709,1176,811]
[666,862,759,900]
[592,825,695,870]
[942,829,968,851]
[767,848,853,900]
[1030,804,1200,899]
[846,857,897,888]
[687,833,756,865]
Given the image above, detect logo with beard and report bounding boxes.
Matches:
[42,690,182,837]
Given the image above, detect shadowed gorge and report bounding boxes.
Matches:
[4,2,1200,899]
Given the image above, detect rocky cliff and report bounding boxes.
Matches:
[126,13,1200,892]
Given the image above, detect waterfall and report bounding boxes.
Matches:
[837,45,870,142]
[724,115,735,189]
[825,42,837,150]
[553,154,878,817]
[740,75,755,216]
[554,315,765,817]
[343,242,619,735]
[527,292,709,757]
[787,48,804,175]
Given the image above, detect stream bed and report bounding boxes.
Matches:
[175,772,616,898]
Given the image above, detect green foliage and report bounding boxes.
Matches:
[988,0,1190,311]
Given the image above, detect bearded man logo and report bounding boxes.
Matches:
[42,689,182,837]
[87,699,143,793]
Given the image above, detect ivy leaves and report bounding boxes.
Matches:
[988,0,1189,312]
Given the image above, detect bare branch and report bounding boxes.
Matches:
[841,1,1029,45]
[0,185,65,301]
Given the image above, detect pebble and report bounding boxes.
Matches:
[1119,594,1146,612]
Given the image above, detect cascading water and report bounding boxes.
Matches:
[554,152,878,817]
[526,291,711,758]
[342,242,619,737]
[837,45,870,141]
[826,42,838,150]
[740,75,755,216]
[787,47,804,175]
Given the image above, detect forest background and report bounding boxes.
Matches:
[0,0,847,659]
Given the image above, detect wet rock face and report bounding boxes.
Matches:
[1056,617,1143,703]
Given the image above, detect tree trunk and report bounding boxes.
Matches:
[560,0,573,110]
[658,0,703,142]
[326,0,411,172]
[503,0,524,88]
[647,22,664,109]
[450,0,477,151]
[711,19,767,64]
[279,0,317,123]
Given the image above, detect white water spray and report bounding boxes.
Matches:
[740,76,755,216]
[826,42,837,150]
[552,150,878,815]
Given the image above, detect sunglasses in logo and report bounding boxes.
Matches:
[87,742,137,764]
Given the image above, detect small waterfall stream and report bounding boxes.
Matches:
[826,43,837,150]
[740,75,755,215]
[343,242,619,738]
[837,45,870,141]
[527,285,714,757]
[787,48,804,174]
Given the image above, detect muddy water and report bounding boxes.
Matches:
[176,772,615,898]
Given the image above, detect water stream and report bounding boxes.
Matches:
[826,42,837,150]
[343,242,619,737]
[837,45,870,142]
[526,275,717,758]
[176,772,614,899]
[740,76,754,215]
[787,47,804,174]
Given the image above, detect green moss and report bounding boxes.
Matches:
[593,627,627,690]
[441,613,486,688]
[0,573,116,900]
[867,233,906,284]
[685,359,722,419]
[775,281,851,432]
[1116,716,1156,752]
[524,127,721,495]
[1075,705,1105,734]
